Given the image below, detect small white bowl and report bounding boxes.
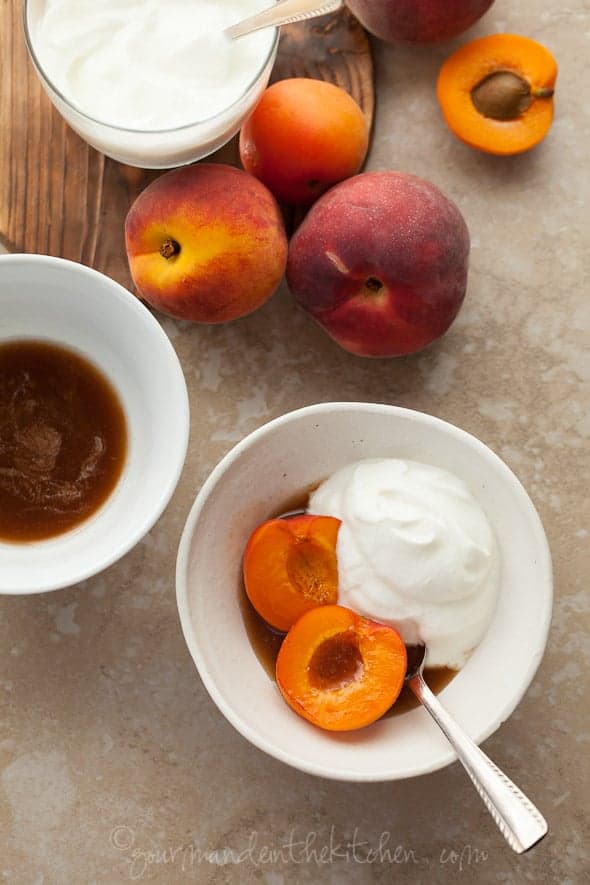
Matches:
[176,402,552,781]
[0,254,189,594]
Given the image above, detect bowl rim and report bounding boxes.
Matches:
[0,252,190,595]
[22,0,279,136]
[176,401,553,781]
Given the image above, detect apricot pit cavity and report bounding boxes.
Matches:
[286,538,338,605]
[307,632,364,690]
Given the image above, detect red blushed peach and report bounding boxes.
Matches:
[125,163,288,323]
[346,0,495,43]
[286,171,470,358]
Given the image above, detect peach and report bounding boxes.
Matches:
[346,0,495,44]
[239,78,369,206]
[286,171,470,358]
[125,163,288,323]
[243,515,341,632]
[276,605,407,731]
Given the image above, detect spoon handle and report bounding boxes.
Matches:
[408,675,548,854]
[225,0,343,40]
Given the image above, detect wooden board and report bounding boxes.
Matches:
[271,7,373,126]
[0,2,373,286]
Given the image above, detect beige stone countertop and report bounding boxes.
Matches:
[1,0,589,882]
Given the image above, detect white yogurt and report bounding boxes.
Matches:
[27,0,277,166]
[308,459,500,669]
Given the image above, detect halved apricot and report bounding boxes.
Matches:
[276,605,407,731]
[437,34,558,155]
[243,515,340,632]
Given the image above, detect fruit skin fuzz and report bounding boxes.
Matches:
[437,34,558,156]
[286,171,470,358]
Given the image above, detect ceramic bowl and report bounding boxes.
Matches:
[176,402,552,781]
[0,253,189,594]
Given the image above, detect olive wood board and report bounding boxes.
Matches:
[0,2,374,283]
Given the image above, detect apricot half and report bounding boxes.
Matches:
[276,605,407,731]
[243,515,340,632]
[437,34,557,155]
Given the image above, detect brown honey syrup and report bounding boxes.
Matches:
[0,340,127,542]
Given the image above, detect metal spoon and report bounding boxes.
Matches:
[225,0,343,41]
[405,644,548,854]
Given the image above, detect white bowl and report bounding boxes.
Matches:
[176,402,552,781]
[0,254,189,594]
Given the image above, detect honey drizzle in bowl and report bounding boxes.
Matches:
[0,339,127,542]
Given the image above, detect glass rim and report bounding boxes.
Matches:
[22,0,280,136]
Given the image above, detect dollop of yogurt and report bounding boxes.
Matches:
[32,0,275,130]
[308,459,500,669]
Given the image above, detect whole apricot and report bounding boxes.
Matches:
[125,163,287,323]
[239,78,369,206]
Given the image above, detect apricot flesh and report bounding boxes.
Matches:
[243,515,340,632]
[437,35,558,156]
[276,605,407,731]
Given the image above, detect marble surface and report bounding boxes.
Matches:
[1,0,589,882]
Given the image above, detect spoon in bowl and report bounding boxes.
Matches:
[225,0,343,41]
[406,643,548,853]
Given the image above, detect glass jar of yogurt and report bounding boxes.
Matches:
[23,0,279,168]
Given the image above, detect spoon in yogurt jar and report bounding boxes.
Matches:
[225,0,343,40]
[405,643,548,854]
